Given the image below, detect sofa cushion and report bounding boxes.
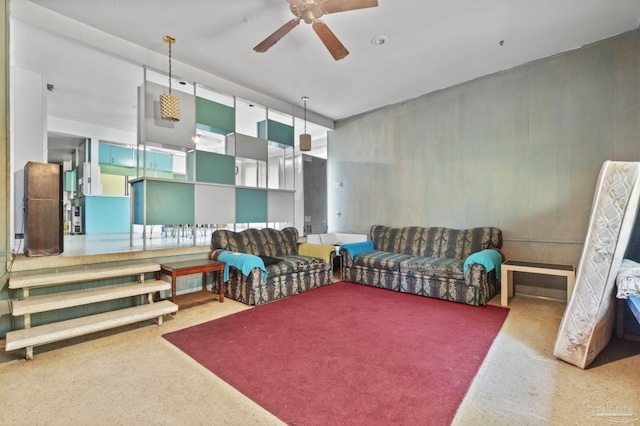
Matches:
[281,255,327,273]
[400,256,464,280]
[259,255,283,266]
[352,250,412,271]
[264,259,299,280]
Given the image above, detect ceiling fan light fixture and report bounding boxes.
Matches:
[160,35,180,122]
[255,0,379,60]
[300,96,311,152]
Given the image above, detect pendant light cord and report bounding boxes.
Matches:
[303,96,308,133]
[164,35,175,95]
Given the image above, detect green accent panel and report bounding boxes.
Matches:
[196,97,234,134]
[196,122,232,137]
[132,181,144,224]
[268,140,293,151]
[65,169,77,191]
[195,150,235,185]
[187,151,195,181]
[257,120,294,147]
[236,188,267,223]
[133,180,195,225]
[153,170,174,179]
[100,164,138,177]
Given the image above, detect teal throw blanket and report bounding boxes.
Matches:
[217,251,267,282]
[463,249,503,279]
[340,241,374,258]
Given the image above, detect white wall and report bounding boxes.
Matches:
[11,66,46,242]
[329,31,640,268]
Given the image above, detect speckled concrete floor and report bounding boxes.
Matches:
[1,290,638,425]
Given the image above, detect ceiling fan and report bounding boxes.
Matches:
[254,0,379,61]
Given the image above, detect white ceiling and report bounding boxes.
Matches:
[20,0,640,122]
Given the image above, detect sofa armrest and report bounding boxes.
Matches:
[340,241,374,259]
[463,249,504,279]
[210,248,224,260]
[217,250,267,282]
[298,243,336,263]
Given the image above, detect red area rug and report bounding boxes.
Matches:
[163,282,508,425]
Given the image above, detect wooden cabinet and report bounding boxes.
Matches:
[24,162,63,256]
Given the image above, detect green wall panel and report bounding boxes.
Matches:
[133,179,194,225]
[236,188,267,223]
[257,120,294,147]
[195,150,235,185]
[132,180,144,224]
[196,97,234,135]
[100,164,138,177]
[65,169,76,191]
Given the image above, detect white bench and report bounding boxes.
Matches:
[6,263,178,359]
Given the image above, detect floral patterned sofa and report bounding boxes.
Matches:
[341,225,503,306]
[210,227,335,305]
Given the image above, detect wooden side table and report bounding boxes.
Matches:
[500,260,575,306]
[160,259,225,309]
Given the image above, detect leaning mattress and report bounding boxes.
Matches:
[554,161,640,369]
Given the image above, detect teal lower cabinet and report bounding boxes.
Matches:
[82,195,130,234]
[131,178,195,226]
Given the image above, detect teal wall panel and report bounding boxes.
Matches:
[83,196,130,234]
[146,180,194,225]
[65,169,76,191]
[133,179,195,225]
[257,119,294,147]
[132,180,144,224]
[195,150,235,185]
[196,97,235,135]
[236,188,267,223]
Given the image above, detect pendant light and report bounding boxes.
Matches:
[159,35,181,122]
[300,96,311,152]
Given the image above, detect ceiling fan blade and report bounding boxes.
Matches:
[312,20,349,61]
[254,18,300,52]
[320,0,378,14]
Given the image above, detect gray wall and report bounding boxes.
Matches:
[328,30,640,268]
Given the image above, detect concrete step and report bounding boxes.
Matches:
[11,280,171,316]
[5,300,178,353]
[9,263,161,290]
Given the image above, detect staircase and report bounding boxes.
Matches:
[6,263,178,360]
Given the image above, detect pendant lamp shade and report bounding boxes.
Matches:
[160,36,180,122]
[160,93,180,122]
[300,133,312,151]
[300,96,311,151]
